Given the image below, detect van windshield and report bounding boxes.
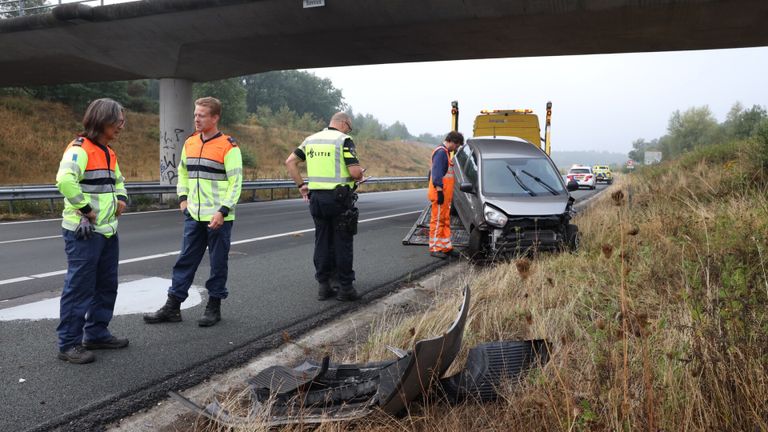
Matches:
[482,158,566,196]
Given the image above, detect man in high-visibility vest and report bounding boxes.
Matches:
[428,131,464,259]
[144,97,242,327]
[285,112,365,301]
[55,98,129,364]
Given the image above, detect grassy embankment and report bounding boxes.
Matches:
[0,96,432,215]
[199,139,767,431]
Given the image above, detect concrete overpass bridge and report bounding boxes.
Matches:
[1,0,767,183]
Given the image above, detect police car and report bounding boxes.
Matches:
[566,165,596,189]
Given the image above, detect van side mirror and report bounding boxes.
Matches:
[566,180,579,192]
[459,182,475,194]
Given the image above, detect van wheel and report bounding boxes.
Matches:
[566,224,580,252]
[468,227,488,262]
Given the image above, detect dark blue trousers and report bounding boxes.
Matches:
[168,211,233,301]
[310,191,355,287]
[57,229,119,351]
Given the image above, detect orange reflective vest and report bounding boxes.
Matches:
[56,136,127,237]
[177,132,243,221]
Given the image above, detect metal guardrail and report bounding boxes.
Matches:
[0,176,427,211]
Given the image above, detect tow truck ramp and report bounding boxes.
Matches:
[401,205,469,247]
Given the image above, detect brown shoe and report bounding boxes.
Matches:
[58,345,95,364]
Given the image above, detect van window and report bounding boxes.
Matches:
[456,145,479,186]
[455,145,469,169]
[483,158,566,196]
[464,151,479,186]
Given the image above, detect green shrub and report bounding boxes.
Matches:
[754,119,768,170]
[241,148,256,168]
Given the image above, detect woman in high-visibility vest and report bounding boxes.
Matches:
[55,98,129,364]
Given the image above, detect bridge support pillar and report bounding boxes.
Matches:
[159,78,193,190]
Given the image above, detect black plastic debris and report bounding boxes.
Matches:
[438,339,550,403]
[169,285,470,428]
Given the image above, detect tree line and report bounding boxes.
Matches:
[0,71,441,144]
[629,103,768,163]
[0,0,47,18]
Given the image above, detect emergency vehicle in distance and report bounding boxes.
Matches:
[567,164,597,190]
[592,164,613,184]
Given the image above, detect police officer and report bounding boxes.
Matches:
[285,112,365,301]
[55,98,129,364]
[144,97,243,327]
[428,131,464,259]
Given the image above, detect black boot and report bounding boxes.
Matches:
[143,295,182,324]
[317,281,336,301]
[198,297,221,327]
[336,285,361,302]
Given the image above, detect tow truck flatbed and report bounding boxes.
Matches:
[402,205,469,247]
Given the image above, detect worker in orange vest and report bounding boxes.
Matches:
[428,131,464,259]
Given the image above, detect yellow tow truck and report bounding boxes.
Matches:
[467,102,553,154]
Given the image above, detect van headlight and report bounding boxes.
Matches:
[483,204,508,228]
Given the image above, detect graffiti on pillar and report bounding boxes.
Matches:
[160,128,185,184]
[161,153,178,183]
[162,128,185,149]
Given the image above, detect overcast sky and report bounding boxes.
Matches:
[306,46,768,154]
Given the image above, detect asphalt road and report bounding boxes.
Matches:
[0,185,605,431]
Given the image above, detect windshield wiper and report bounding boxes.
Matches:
[506,165,536,196]
[521,170,559,195]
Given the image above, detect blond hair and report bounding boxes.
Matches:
[195,97,222,117]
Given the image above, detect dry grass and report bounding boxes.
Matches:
[0,96,433,184]
[189,140,768,432]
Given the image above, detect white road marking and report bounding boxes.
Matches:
[0,276,34,286]
[0,210,421,286]
[0,277,203,321]
[0,235,60,244]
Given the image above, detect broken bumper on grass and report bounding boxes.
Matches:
[170,285,549,427]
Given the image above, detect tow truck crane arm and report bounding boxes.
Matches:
[451,100,459,132]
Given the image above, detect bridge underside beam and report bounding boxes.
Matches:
[0,0,767,86]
